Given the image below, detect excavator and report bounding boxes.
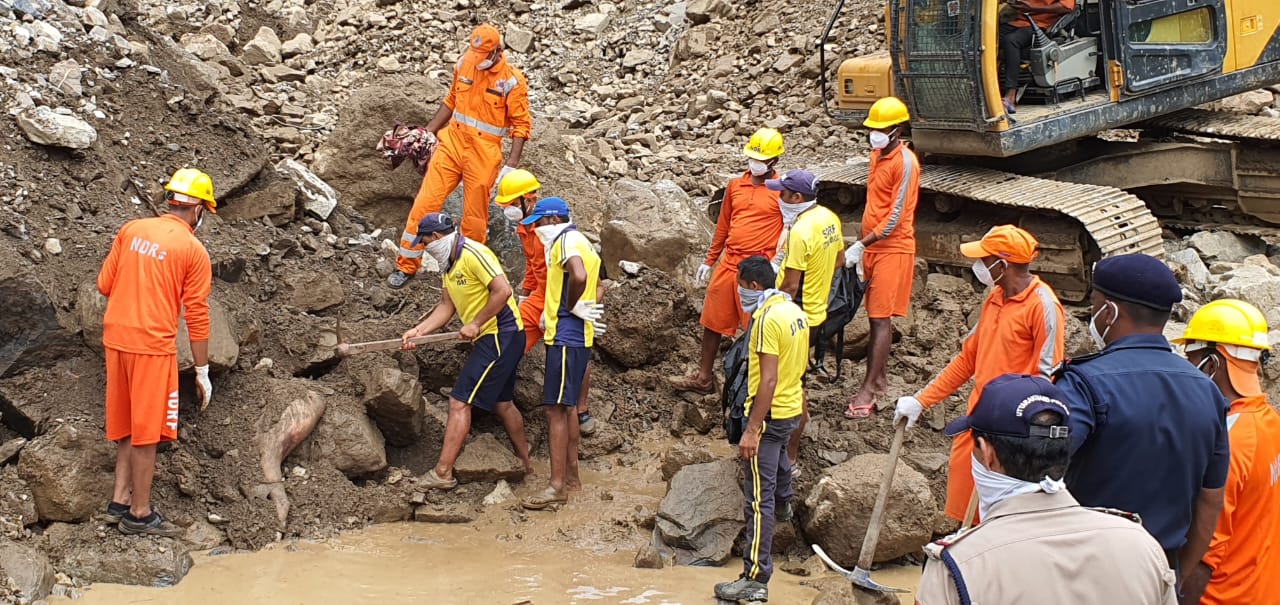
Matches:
[798,0,1280,301]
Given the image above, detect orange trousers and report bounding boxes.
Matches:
[105,348,179,446]
[519,292,545,353]
[397,126,504,274]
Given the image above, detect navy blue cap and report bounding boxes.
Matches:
[765,169,819,198]
[1093,253,1183,312]
[944,374,1071,439]
[413,212,455,245]
[519,196,570,226]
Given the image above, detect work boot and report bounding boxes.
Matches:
[714,576,768,602]
[775,501,793,523]
[118,510,184,537]
[578,412,597,436]
[98,501,130,524]
[387,271,412,289]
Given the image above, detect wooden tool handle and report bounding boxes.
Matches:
[857,417,907,570]
[336,331,460,357]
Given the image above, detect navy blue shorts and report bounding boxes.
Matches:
[543,345,590,407]
[451,330,525,412]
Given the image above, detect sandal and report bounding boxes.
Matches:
[417,469,457,491]
[520,487,568,510]
[667,374,717,395]
[845,401,876,419]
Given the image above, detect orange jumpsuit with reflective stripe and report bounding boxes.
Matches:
[862,144,920,318]
[701,172,783,337]
[916,276,1065,521]
[1201,394,1280,605]
[397,54,532,274]
[515,222,547,352]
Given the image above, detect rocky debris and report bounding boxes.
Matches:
[0,255,79,379]
[655,459,743,565]
[660,443,715,481]
[47,59,82,97]
[804,453,938,564]
[278,159,338,220]
[182,518,225,550]
[1207,89,1276,115]
[600,179,709,275]
[255,391,326,526]
[16,106,96,149]
[220,180,297,226]
[286,273,345,312]
[808,576,901,605]
[579,424,625,459]
[50,524,192,587]
[177,298,241,373]
[242,26,282,66]
[453,433,525,483]
[1213,263,1280,327]
[413,503,476,524]
[0,438,26,465]
[0,539,55,602]
[281,33,314,58]
[308,401,388,478]
[1188,231,1265,263]
[74,280,107,355]
[687,0,734,24]
[633,538,665,569]
[1167,247,1212,292]
[506,25,534,53]
[359,367,424,447]
[16,424,113,523]
[595,267,694,367]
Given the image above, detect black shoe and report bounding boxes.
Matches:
[715,576,768,602]
[776,501,793,523]
[578,412,597,436]
[119,510,184,537]
[98,501,130,524]
[387,271,412,289]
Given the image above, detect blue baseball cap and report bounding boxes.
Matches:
[765,169,819,198]
[944,374,1071,439]
[1092,253,1182,312]
[413,212,456,245]
[519,196,571,225]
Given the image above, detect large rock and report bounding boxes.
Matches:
[655,459,743,565]
[1210,90,1275,114]
[601,179,710,275]
[686,0,734,24]
[505,25,534,53]
[280,33,314,58]
[51,524,192,587]
[0,539,54,602]
[0,258,78,380]
[177,298,240,373]
[595,267,694,367]
[16,106,97,149]
[1213,264,1280,327]
[804,453,937,564]
[286,272,344,312]
[16,424,114,522]
[48,59,82,97]
[454,433,525,483]
[179,33,232,62]
[1167,247,1212,291]
[277,159,337,220]
[360,367,423,447]
[310,403,387,477]
[1188,231,1265,263]
[660,443,715,481]
[241,26,282,65]
[221,179,296,226]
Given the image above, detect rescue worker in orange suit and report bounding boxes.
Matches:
[1173,300,1280,605]
[843,97,920,418]
[96,168,216,537]
[893,225,1065,523]
[389,23,532,289]
[671,128,785,396]
[494,170,602,438]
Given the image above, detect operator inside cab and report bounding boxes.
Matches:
[999,0,1076,113]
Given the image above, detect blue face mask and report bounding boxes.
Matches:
[739,286,763,315]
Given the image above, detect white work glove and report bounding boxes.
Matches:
[695,263,713,286]
[845,241,866,280]
[195,364,213,411]
[571,300,607,335]
[497,165,515,185]
[894,395,924,430]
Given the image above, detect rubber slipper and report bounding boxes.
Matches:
[417,469,457,491]
[667,374,716,395]
[520,487,568,510]
[844,401,875,419]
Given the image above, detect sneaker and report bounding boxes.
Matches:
[118,510,184,537]
[776,501,793,523]
[578,412,597,436]
[98,501,130,524]
[387,271,412,289]
[714,576,768,602]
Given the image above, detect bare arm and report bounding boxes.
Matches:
[425,105,453,135]
[779,269,802,298]
[1178,487,1225,603]
[468,274,514,333]
[403,289,458,345]
[506,138,526,168]
[564,256,588,307]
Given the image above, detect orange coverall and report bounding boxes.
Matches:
[397,53,532,274]
[862,144,920,319]
[701,172,783,337]
[916,275,1065,521]
[515,222,547,353]
[1201,394,1280,605]
[97,214,212,445]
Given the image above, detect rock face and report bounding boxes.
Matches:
[177,298,240,373]
[453,433,525,483]
[600,179,709,275]
[0,252,80,379]
[310,403,387,477]
[16,424,114,522]
[360,367,423,447]
[596,267,693,367]
[655,459,743,565]
[16,106,97,149]
[0,539,55,602]
[804,453,937,564]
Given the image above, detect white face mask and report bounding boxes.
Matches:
[748,159,771,176]
[971,454,1065,520]
[739,286,762,315]
[503,205,524,222]
[778,198,817,226]
[1088,301,1117,350]
[971,259,1005,288]
[477,59,495,70]
[425,232,457,268]
[1195,354,1218,378]
[869,130,891,150]
[535,222,570,246]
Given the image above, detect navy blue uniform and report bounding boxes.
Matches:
[1054,334,1230,554]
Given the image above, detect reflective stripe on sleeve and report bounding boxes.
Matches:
[399,247,424,259]
[879,150,915,238]
[1034,286,1060,378]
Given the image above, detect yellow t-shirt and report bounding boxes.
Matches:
[746,293,809,420]
[444,238,523,340]
[543,227,601,347]
[777,205,843,326]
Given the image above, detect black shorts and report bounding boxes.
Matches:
[543,345,590,407]
[450,330,525,412]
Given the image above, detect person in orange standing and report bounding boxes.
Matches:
[671,128,785,395]
[844,97,921,418]
[1173,299,1280,604]
[96,168,215,537]
[389,23,532,289]
[893,225,1065,523]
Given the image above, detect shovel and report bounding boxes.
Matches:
[335,331,460,358]
[812,417,909,593]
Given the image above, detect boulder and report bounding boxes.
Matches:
[75,280,108,355]
[686,0,733,24]
[623,49,655,68]
[286,273,344,312]
[1188,231,1265,263]
[575,12,611,35]
[1211,90,1275,114]
[1167,247,1212,292]
[48,59,82,97]
[505,25,534,53]
[595,267,694,367]
[453,433,525,483]
[804,453,937,564]
[0,539,54,602]
[1212,264,1280,327]
[0,438,25,465]
[280,33,314,58]
[16,424,114,522]
[16,106,97,149]
[177,298,240,373]
[310,403,387,477]
[277,159,338,220]
[52,525,192,587]
[0,253,79,379]
[655,459,743,565]
[360,367,423,447]
[242,26,282,65]
[221,180,296,226]
[179,33,231,62]
[660,443,714,481]
[601,179,709,275]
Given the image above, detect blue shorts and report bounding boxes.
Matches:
[451,330,525,412]
[543,345,590,407]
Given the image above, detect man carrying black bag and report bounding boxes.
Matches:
[714,255,810,603]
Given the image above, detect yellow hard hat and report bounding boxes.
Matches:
[1173,298,1272,355]
[743,128,784,161]
[863,96,911,129]
[164,168,217,213]
[495,169,540,205]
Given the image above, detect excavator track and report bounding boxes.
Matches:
[1143,108,1280,144]
[817,162,1164,302]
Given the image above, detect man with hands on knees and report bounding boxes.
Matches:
[400,212,533,490]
